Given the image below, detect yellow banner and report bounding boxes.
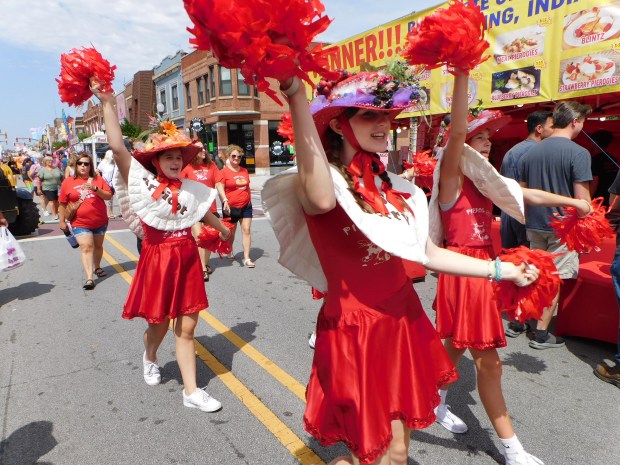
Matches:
[320,0,620,115]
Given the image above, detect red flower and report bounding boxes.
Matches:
[494,247,561,323]
[549,197,614,253]
[277,113,295,145]
[401,0,490,74]
[183,0,337,105]
[56,47,116,106]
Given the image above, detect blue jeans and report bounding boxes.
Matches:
[610,250,620,362]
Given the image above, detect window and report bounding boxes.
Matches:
[185,83,191,109]
[171,84,179,111]
[204,73,210,101]
[159,89,166,113]
[209,66,216,98]
[237,69,250,96]
[197,78,204,106]
[219,67,232,96]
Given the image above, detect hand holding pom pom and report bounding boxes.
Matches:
[197,220,235,257]
[401,0,490,74]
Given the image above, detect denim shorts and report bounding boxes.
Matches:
[73,224,108,237]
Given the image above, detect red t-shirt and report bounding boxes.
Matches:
[180,163,221,213]
[220,166,251,208]
[59,176,111,229]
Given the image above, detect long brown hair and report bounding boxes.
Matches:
[324,108,394,214]
[73,152,98,179]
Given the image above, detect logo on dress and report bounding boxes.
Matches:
[359,240,391,266]
[472,222,490,242]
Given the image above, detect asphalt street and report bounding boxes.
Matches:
[0,177,618,465]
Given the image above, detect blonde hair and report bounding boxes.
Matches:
[43,156,53,166]
[225,144,244,159]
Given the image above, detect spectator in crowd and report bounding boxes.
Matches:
[58,152,113,290]
[213,149,226,169]
[589,129,617,205]
[29,158,49,216]
[21,157,34,196]
[499,111,553,250]
[216,144,255,268]
[180,142,221,280]
[518,101,593,349]
[97,150,117,219]
[38,155,64,221]
[65,154,78,179]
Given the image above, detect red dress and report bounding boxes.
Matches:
[434,178,506,349]
[303,205,458,464]
[122,223,208,323]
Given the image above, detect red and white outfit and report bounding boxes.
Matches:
[59,176,111,229]
[116,159,216,323]
[220,165,250,208]
[180,162,221,213]
[263,167,458,463]
[434,178,506,349]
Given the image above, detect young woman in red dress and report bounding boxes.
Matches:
[262,70,540,465]
[180,143,221,280]
[93,81,231,413]
[431,72,592,465]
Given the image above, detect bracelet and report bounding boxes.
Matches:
[487,259,494,282]
[281,77,300,97]
[494,257,503,282]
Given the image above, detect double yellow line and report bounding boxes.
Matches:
[103,234,324,465]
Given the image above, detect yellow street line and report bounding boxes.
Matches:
[198,312,307,402]
[102,235,324,465]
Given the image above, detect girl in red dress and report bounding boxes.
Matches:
[431,72,592,465]
[180,143,221,280]
[263,70,540,465]
[93,81,231,413]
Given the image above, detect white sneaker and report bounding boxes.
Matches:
[43,211,50,216]
[183,388,222,412]
[142,352,161,386]
[435,404,468,433]
[502,449,544,465]
[308,332,316,349]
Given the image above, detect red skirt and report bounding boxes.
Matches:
[122,236,208,323]
[304,284,458,464]
[434,245,506,349]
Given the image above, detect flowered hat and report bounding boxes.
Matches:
[309,70,424,142]
[132,120,200,173]
[466,109,511,140]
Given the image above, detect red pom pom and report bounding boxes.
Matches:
[549,197,615,253]
[277,112,295,146]
[197,221,235,257]
[493,247,561,323]
[183,0,337,105]
[401,0,490,73]
[56,47,116,106]
[403,150,436,193]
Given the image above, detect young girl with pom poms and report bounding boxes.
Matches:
[262,65,542,464]
[91,80,231,413]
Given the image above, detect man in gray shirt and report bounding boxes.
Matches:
[518,101,592,349]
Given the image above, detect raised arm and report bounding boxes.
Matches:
[90,79,131,184]
[280,77,336,215]
[438,72,469,204]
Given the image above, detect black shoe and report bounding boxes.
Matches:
[505,320,529,338]
[529,331,565,349]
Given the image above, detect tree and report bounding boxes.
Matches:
[53,140,68,150]
[120,119,143,139]
[77,132,91,141]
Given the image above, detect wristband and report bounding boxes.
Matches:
[494,257,502,282]
[281,77,300,97]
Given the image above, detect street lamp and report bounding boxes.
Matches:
[156,103,165,117]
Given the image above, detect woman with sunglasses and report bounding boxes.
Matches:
[216,144,255,267]
[58,152,113,290]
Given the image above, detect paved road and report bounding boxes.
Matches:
[0,180,618,465]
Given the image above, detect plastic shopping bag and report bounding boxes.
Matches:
[0,227,26,271]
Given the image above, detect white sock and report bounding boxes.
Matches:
[500,435,524,454]
[438,389,448,405]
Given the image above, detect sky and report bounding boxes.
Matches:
[0,0,441,151]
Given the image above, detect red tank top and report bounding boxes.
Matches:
[440,178,493,248]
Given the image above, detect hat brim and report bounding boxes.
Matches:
[467,115,511,140]
[132,143,201,174]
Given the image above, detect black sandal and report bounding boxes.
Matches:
[206,265,213,274]
[94,267,107,277]
[83,279,96,290]
[203,270,209,282]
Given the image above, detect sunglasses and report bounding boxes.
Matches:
[76,161,91,166]
[230,155,242,159]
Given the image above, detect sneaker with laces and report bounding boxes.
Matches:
[501,449,544,465]
[308,332,316,349]
[505,320,529,338]
[142,352,161,386]
[593,361,620,388]
[183,388,222,412]
[435,404,468,433]
[528,331,565,349]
